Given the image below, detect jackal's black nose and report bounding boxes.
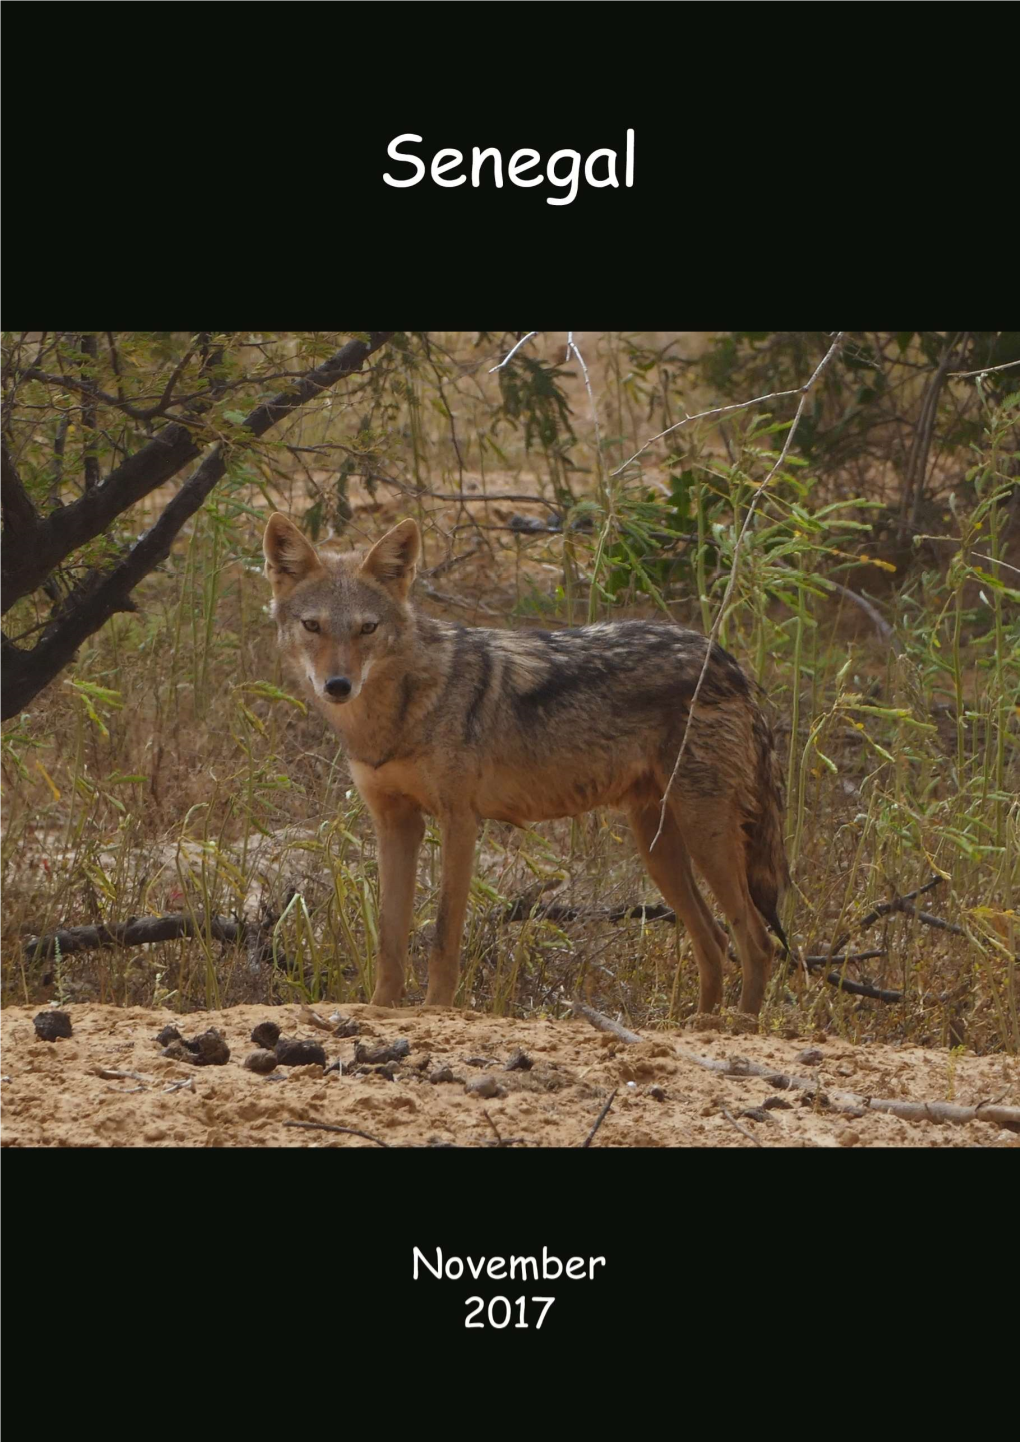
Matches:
[325,676,352,700]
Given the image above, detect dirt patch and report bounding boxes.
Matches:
[2,1002,1017,1148]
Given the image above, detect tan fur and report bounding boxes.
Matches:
[264,514,791,1014]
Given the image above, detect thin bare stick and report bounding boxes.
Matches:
[565,332,608,504]
[488,331,538,372]
[582,1089,618,1148]
[830,874,944,954]
[722,1109,763,1147]
[650,333,845,850]
[949,357,1020,378]
[283,1120,390,1146]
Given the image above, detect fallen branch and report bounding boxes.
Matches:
[26,913,246,960]
[570,1007,1020,1133]
[830,875,944,953]
[529,900,904,1003]
[571,1000,643,1045]
[674,1051,1020,1133]
[819,972,902,1004]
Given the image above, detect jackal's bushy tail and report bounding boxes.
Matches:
[745,708,791,952]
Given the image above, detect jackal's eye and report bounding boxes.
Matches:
[360,621,378,635]
[302,619,320,633]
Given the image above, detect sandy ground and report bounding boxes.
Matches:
[2,1002,1017,1148]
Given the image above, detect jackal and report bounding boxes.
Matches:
[264,513,790,1015]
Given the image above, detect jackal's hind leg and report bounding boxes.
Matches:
[628,800,729,1014]
[365,793,426,1007]
[425,810,479,1008]
[677,815,773,1016]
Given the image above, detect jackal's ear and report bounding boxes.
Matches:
[360,518,421,598]
[263,513,322,598]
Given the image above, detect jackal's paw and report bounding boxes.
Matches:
[369,990,404,1009]
[685,1012,724,1033]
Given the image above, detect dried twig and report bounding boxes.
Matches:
[282,1120,390,1146]
[830,875,944,954]
[481,1110,524,1148]
[722,1109,763,1147]
[488,332,538,372]
[582,1089,618,1148]
[949,357,1020,379]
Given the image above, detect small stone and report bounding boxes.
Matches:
[839,1129,861,1148]
[796,1048,825,1066]
[430,1067,457,1084]
[648,1085,667,1102]
[762,1095,793,1111]
[332,1015,361,1039]
[244,1049,278,1074]
[465,1074,504,1099]
[34,1010,73,1042]
[505,1049,534,1072]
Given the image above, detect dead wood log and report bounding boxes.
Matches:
[24,910,295,973]
[26,913,242,959]
[570,1006,1020,1133]
[570,1000,643,1044]
[673,1049,1020,1134]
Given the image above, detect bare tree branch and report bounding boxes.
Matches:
[1,331,395,718]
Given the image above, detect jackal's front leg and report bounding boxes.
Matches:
[425,810,478,1007]
[366,793,426,1007]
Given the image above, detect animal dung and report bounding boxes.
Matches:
[161,1028,230,1067]
[274,1037,327,1069]
[34,1010,73,1042]
[251,1020,282,1050]
[353,1038,411,1066]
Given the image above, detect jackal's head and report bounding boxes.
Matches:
[262,513,420,706]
